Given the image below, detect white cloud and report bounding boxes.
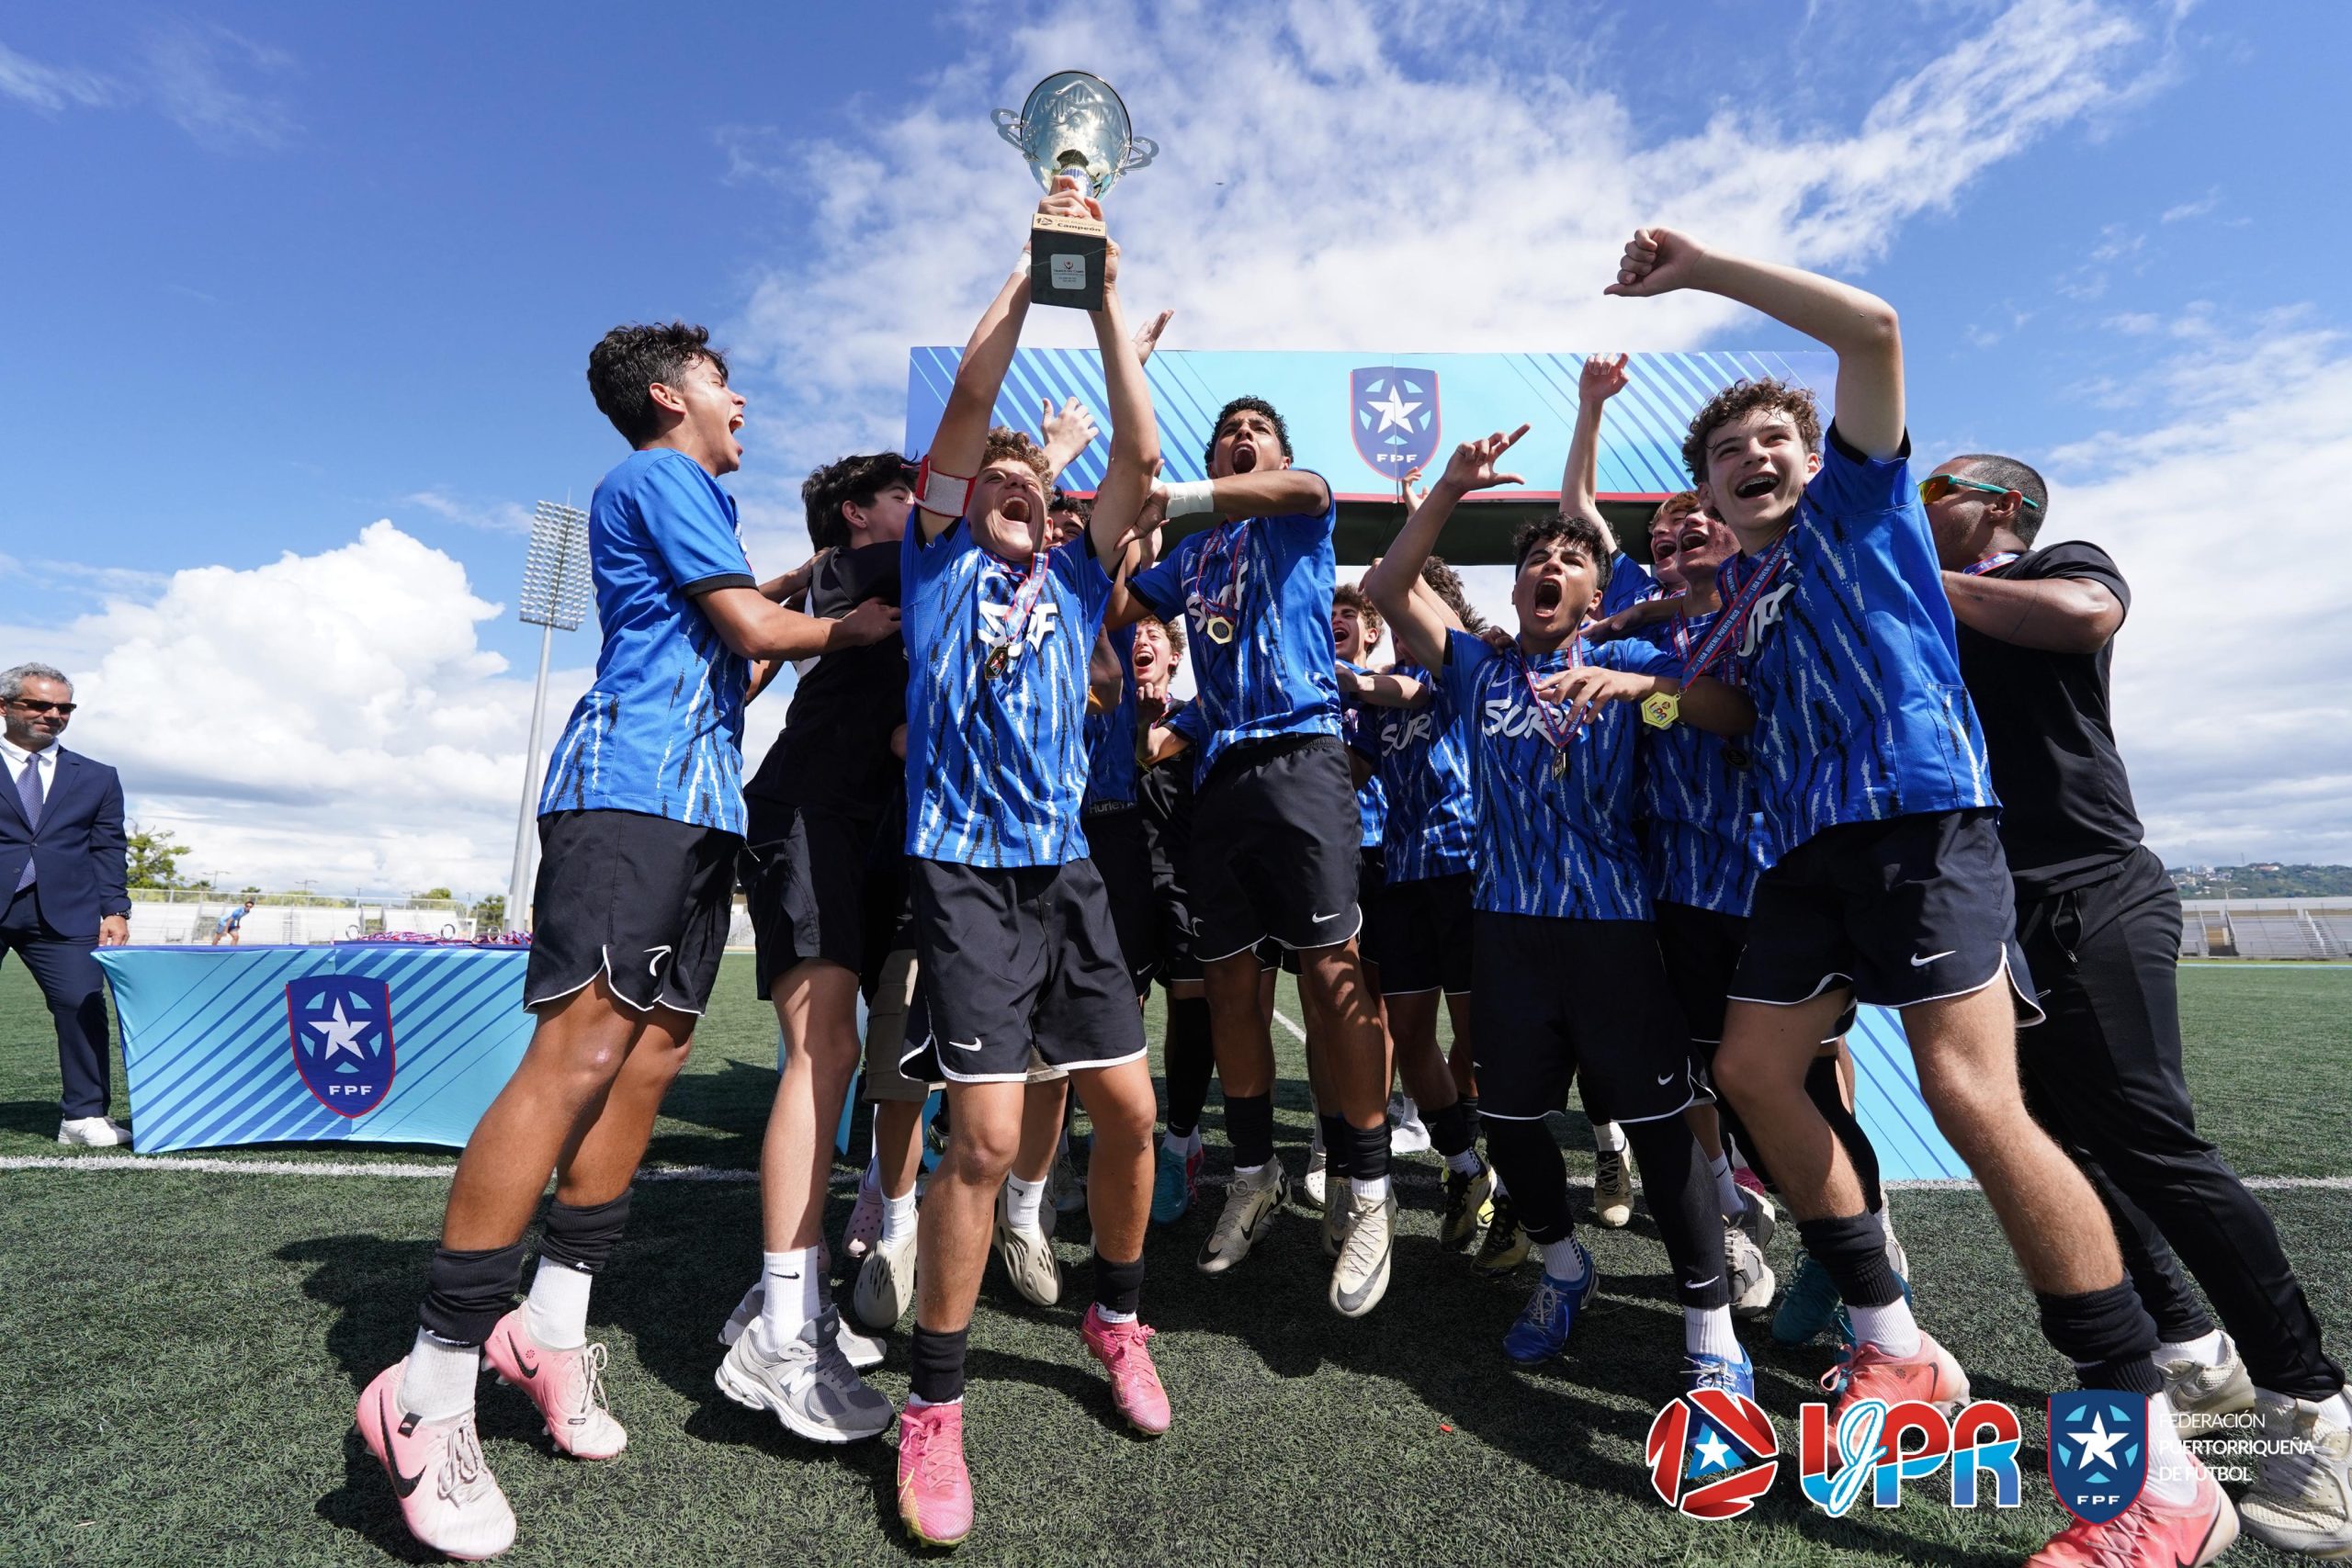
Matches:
[402,489,535,536]
[2161,188,2220,223]
[0,39,115,112]
[0,25,293,150]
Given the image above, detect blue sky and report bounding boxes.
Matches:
[3,1,2344,892]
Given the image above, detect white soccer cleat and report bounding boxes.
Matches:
[1329,1186,1397,1318]
[356,1361,516,1561]
[2239,1390,2352,1558]
[1591,1146,1634,1228]
[1197,1160,1287,1276]
[2159,1335,2256,1437]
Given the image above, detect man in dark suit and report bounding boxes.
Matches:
[0,662,132,1145]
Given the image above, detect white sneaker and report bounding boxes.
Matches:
[1197,1160,1287,1275]
[2239,1390,2352,1557]
[1329,1185,1397,1318]
[1725,1224,1777,1319]
[720,1279,884,1369]
[58,1116,130,1147]
[1300,1145,1329,1213]
[715,1308,895,1445]
[2160,1335,2256,1437]
[993,1185,1061,1308]
[854,1227,919,1332]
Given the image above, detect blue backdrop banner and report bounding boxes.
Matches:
[97,942,532,1153]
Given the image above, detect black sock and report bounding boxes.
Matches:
[419,1240,529,1348]
[1227,1092,1275,1169]
[1797,1213,1904,1309]
[537,1188,633,1274]
[1624,1118,1731,1311]
[1344,1120,1390,1187]
[1460,1094,1480,1141]
[1092,1252,1146,1317]
[1317,1111,1351,1177]
[2039,1280,2163,1396]
[1806,1056,1883,1213]
[1426,1098,1476,1160]
[910,1324,970,1405]
[1482,1116,1572,1245]
[1163,997,1213,1139]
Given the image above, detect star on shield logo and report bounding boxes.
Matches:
[1350,366,1441,481]
[2047,1391,2150,1524]
[288,975,397,1119]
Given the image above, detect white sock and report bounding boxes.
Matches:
[2314,1389,2352,1432]
[2156,1328,2228,1368]
[1489,1167,1509,1199]
[906,1393,963,1410]
[1709,1155,1742,1221]
[524,1259,593,1351]
[1849,1297,1922,1358]
[1235,1160,1268,1181]
[1094,1303,1137,1325]
[1354,1173,1391,1204]
[1686,1304,1741,1359]
[1006,1172,1046,1234]
[881,1190,918,1245]
[2142,1393,2199,1505]
[1170,1127,1203,1157]
[399,1329,481,1419]
[755,1247,823,1349]
[1541,1236,1589,1283]
[1398,1096,1421,1124]
[1445,1147,1483,1176]
[1594,1122,1627,1155]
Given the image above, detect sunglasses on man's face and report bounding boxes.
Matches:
[1917,473,2042,510]
[7,698,75,715]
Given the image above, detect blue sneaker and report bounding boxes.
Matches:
[1771,1252,1842,1347]
[1684,1345,1757,1397]
[1150,1137,1200,1225]
[1502,1244,1598,1365]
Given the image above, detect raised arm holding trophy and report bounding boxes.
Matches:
[995,70,1155,311]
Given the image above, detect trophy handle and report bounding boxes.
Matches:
[1123,136,1159,174]
[992,108,1025,149]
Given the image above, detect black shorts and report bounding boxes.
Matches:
[1656,901,1857,1063]
[1283,851,1384,977]
[1470,911,1695,1127]
[1731,808,2041,1022]
[741,799,889,998]
[1085,804,1157,993]
[899,857,1148,1085]
[1370,872,1476,996]
[525,809,738,1017]
[1189,735,1363,960]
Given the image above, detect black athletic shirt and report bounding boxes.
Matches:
[743,541,906,817]
[1952,540,2143,899]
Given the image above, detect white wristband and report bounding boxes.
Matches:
[1162,479,1216,519]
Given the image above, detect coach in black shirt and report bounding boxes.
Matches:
[1928,454,2351,1555]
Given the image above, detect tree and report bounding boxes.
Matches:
[241,885,262,897]
[125,822,189,890]
[418,886,454,901]
[471,894,506,931]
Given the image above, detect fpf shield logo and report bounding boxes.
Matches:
[1350,367,1441,481]
[2047,1392,2149,1524]
[1645,1389,1781,1519]
[288,974,396,1118]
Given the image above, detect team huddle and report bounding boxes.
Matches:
[350,186,2351,1566]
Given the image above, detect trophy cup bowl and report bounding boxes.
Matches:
[994,71,1157,310]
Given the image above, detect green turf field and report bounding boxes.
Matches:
[1,959,2345,1565]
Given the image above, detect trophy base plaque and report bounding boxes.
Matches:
[1031,210,1107,311]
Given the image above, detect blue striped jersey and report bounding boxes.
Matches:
[539,448,755,832]
[1713,431,1998,865]
[900,525,1113,867]
[1636,611,1768,915]
[1437,628,1675,920]
[1127,484,1342,782]
[1081,622,1139,808]
[1347,662,1477,883]
[1338,661,1385,850]
[1599,549,1660,620]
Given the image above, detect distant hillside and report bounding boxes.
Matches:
[2169,864,2352,898]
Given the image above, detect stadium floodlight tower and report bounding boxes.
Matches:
[503,501,593,932]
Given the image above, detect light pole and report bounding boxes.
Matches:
[504,500,593,932]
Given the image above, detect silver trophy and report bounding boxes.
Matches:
[994,71,1156,309]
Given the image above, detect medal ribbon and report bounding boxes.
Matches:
[1680,532,1792,682]
[1961,551,2021,577]
[986,550,1053,671]
[1514,637,1582,757]
[1186,522,1244,629]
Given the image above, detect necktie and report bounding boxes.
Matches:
[13,754,40,892]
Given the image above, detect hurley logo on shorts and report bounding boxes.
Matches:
[287,974,397,1118]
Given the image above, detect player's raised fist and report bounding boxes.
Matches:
[1604,228,1704,298]
[1039,173,1102,223]
[1579,353,1630,400]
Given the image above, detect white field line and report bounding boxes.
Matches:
[5,1154,2348,1193]
[1271,1008,1307,1041]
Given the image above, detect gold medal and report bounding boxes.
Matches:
[1550,748,1570,780]
[1641,691,1680,730]
[1205,615,1235,646]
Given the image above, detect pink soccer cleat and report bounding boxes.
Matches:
[356,1360,516,1561]
[1080,1304,1172,1436]
[482,1309,627,1460]
[896,1399,975,1547]
[1820,1331,1972,1418]
[2027,1451,2238,1566]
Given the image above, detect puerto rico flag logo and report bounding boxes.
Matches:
[2047,1392,2149,1524]
[1351,366,1441,481]
[288,975,396,1118]
[1646,1388,1781,1519]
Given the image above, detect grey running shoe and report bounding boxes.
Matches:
[1329,1185,1397,1318]
[715,1307,893,1444]
[1197,1159,1287,1275]
[1725,1224,1778,1320]
[1731,1184,1776,1250]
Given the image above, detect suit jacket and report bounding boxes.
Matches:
[0,745,130,939]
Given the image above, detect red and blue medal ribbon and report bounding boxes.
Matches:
[1681,532,1792,682]
[1187,523,1244,642]
[1961,551,2022,577]
[1514,637,1582,772]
